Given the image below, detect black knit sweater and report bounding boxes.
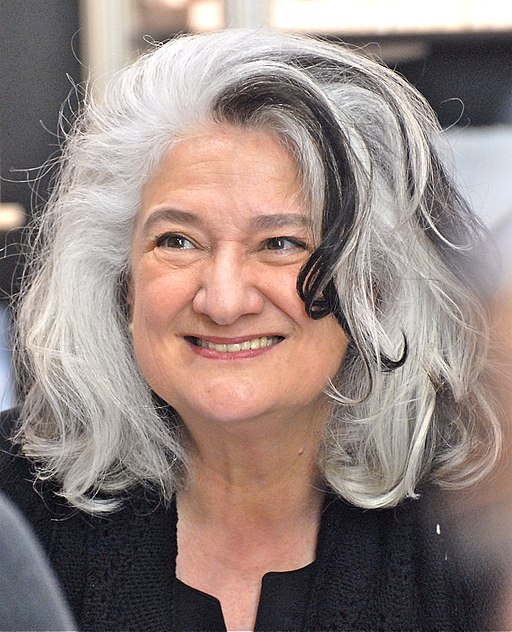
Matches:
[0,412,500,631]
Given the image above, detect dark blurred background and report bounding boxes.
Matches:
[0,0,82,298]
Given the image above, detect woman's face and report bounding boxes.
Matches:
[129,124,348,431]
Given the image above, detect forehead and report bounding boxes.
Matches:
[140,124,306,215]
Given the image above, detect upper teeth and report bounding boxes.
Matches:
[195,336,281,352]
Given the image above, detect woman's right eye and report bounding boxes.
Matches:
[155,233,195,250]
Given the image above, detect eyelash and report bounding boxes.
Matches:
[262,237,308,252]
[153,232,309,253]
[154,232,196,250]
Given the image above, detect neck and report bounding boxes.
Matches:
[178,405,327,525]
[176,441,324,582]
[175,409,327,625]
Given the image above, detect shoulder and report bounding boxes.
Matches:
[0,407,32,489]
[0,407,20,448]
[317,491,444,589]
[315,489,503,630]
[0,408,57,547]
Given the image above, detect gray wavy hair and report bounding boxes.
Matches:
[13,29,500,513]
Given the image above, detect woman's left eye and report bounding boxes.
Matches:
[263,237,307,251]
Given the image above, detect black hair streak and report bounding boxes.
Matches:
[213,68,407,371]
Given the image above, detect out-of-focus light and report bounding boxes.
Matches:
[0,203,25,231]
[146,0,191,9]
[189,0,223,31]
[269,0,512,33]
[139,0,223,31]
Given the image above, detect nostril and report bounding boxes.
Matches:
[191,277,265,325]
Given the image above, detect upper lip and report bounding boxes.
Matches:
[184,334,285,344]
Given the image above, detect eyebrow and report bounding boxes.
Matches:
[142,208,311,233]
[142,209,201,234]
[250,213,311,231]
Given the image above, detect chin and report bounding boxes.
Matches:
[179,402,271,429]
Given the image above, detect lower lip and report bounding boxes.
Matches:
[186,340,282,360]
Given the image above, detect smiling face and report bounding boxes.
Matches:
[129,124,348,434]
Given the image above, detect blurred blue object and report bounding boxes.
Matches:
[0,490,76,630]
[0,306,15,411]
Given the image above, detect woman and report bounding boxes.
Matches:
[0,30,502,630]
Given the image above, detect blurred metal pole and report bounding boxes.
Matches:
[79,0,135,101]
[225,0,268,29]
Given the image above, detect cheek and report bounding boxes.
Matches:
[129,277,183,393]
[129,275,192,386]
[268,270,308,316]
[306,318,349,378]
[272,282,348,379]
[130,267,192,329]
[132,290,170,331]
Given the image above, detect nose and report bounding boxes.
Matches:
[192,249,265,325]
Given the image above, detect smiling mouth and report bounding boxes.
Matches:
[186,335,284,353]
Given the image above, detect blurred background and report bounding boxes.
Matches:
[1,0,512,410]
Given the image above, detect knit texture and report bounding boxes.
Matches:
[0,410,500,631]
